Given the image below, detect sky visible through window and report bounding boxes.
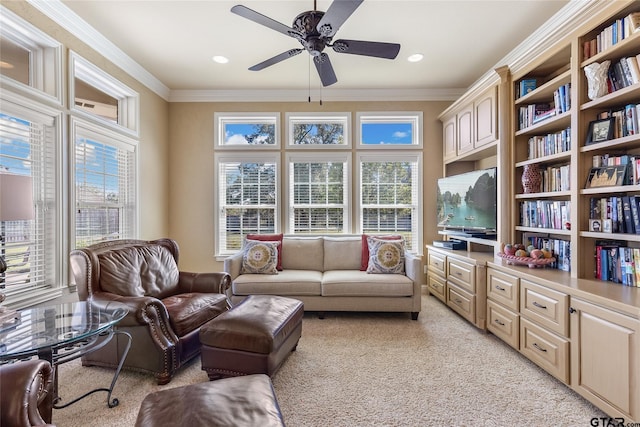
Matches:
[361,122,413,145]
[223,121,414,145]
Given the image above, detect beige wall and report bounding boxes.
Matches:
[169,101,449,273]
[4,1,171,242]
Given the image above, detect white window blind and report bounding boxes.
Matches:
[0,110,58,306]
[288,154,349,234]
[74,122,137,248]
[217,156,278,255]
[359,154,421,252]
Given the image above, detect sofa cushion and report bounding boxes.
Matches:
[323,237,362,271]
[98,244,179,298]
[366,237,405,274]
[163,293,229,337]
[322,270,413,297]
[360,234,403,271]
[281,237,324,271]
[233,270,322,296]
[246,234,283,270]
[241,240,279,274]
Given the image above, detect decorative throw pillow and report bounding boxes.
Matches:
[366,236,405,274]
[241,240,279,274]
[360,234,403,271]
[246,233,283,270]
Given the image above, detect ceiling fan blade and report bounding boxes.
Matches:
[332,39,400,59]
[316,0,364,38]
[248,49,304,71]
[231,5,302,39]
[313,53,338,87]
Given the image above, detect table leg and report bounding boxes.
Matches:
[53,330,132,409]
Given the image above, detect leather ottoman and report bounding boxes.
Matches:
[134,374,285,427]
[200,295,303,380]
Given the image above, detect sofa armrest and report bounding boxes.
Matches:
[404,251,421,285]
[223,251,244,281]
[178,271,231,295]
[0,359,54,427]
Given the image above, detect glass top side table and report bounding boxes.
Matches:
[0,300,131,409]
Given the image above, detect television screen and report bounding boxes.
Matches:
[436,168,497,232]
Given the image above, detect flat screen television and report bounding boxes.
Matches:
[436,167,497,234]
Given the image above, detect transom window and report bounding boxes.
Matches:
[356,112,423,148]
[215,113,279,149]
[286,113,350,147]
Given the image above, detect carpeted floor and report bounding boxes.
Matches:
[53,293,605,426]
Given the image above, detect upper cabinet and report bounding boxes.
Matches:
[440,85,499,165]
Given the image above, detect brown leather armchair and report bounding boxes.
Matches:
[70,238,231,385]
[0,359,55,427]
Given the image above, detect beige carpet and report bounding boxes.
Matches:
[53,294,604,426]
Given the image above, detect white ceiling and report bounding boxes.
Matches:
[59,0,570,97]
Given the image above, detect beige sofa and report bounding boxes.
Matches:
[223,235,421,320]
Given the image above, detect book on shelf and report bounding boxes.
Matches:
[594,240,640,286]
[583,12,640,60]
[518,78,537,97]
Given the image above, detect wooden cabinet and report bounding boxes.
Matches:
[426,246,489,329]
[486,267,519,349]
[474,86,498,148]
[456,104,474,155]
[570,298,639,422]
[442,115,457,161]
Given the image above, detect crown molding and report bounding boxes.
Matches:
[26,0,171,100]
[168,88,465,103]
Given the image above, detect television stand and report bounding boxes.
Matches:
[438,230,498,252]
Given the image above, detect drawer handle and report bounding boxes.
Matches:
[495,285,506,291]
[532,301,547,310]
[533,343,547,353]
[455,272,463,276]
[454,298,462,304]
[494,319,505,326]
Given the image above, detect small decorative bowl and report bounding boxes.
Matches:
[497,252,556,268]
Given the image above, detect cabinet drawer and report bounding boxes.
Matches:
[428,251,446,276]
[447,259,475,293]
[520,318,569,383]
[427,273,446,303]
[487,300,519,350]
[447,283,475,323]
[520,280,568,336]
[487,268,519,311]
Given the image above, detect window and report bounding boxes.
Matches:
[287,153,350,234]
[71,118,137,248]
[69,51,139,135]
[0,95,62,308]
[215,154,279,256]
[0,6,63,102]
[214,113,280,149]
[356,112,423,148]
[358,153,422,252]
[286,113,350,148]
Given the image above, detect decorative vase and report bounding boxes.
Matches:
[584,60,610,100]
[522,164,541,194]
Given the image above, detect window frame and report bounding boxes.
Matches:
[0,90,65,309]
[214,112,280,150]
[69,116,139,249]
[356,111,423,149]
[285,112,351,149]
[285,152,352,235]
[0,6,63,104]
[214,152,281,258]
[356,152,423,254]
[69,51,139,136]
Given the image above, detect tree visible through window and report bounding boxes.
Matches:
[218,158,277,254]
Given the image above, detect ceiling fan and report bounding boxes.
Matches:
[230,0,401,87]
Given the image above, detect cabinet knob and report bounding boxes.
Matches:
[569,307,576,314]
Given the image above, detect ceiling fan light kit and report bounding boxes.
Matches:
[231,0,401,87]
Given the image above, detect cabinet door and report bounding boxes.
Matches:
[570,298,639,421]
[442,115,457,160]
[456,105,474,155]
[474,86,497,148]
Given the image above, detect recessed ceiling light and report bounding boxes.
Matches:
[407,54,423,63]
[212,56,229,64]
